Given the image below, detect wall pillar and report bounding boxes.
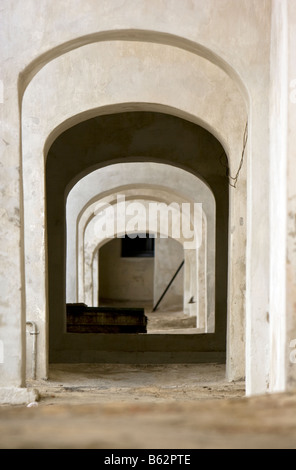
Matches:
[0,75,38,403]
[246,94,271,395]
[285,0,296,391]
[226,170,247,382]
[92,249,99,307]
[198,221,206,330]
[268,0,288,392]
[183,251,191,316]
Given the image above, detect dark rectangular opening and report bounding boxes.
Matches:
[121,233,155,258]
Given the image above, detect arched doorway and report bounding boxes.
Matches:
[46,111,229,364]
[21,37,247,384]
[65,164,214,328]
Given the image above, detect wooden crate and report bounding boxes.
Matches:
[66,303,147,333]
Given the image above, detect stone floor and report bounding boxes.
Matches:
[147,309,198,334]
[100,300,200,333]
[1,363,296,449]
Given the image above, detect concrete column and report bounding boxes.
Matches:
[0,74,38,403]
[22,121,48,381]
[0,88,23,388]
[268,0,296,394]
[183,250,191,315]
[92,249,99,307]
[226,168,247,382]
[189,250,198,320]
[285,0,296,391]
[246,94,271,395]
[269,0,288,393]
[198,221,206,330]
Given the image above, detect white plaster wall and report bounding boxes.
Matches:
[30,40,245,160]
[268,0,288,393]
[154,237,184,311]
[98,238,155,303]
[286,0,296,391]
[92,249,99,307]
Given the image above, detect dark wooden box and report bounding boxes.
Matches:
[66,303,147,333]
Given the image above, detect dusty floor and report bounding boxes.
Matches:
[27,363,245,405]
[6,308,295,449]
[147,309,199,334]
[1,363,296,449]
[99,300,200,333]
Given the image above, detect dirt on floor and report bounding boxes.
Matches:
[147,310,199,334]
[26,363,246,405]
[1,363,296,449]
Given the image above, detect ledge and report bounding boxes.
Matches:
[0,387,39,405]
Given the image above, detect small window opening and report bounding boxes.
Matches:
[121,233,155,258]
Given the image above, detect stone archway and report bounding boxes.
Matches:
[81,194,200,319]
[45,112,231,369]
[83,195,205,327]
[21,37,247,383]
[65,164,215,326]
[0,1,280,403]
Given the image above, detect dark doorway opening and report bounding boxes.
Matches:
[121,233,155,258]
[46,110,229,364]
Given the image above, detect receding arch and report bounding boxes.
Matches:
[96,232,187,329]
[21,34,247,380]
[45,111,230,367]
[22,39,247,169]
[81,194,201,319]
[19,29,249,106]
[44,102,232,168]
[65,164,215,326]
[69,181,208,329]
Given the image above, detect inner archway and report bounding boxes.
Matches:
[98,235,156,309]
[21,35,248,384]
[46,110,229,365]
[98,235,195,334]
[66,165,213,328]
